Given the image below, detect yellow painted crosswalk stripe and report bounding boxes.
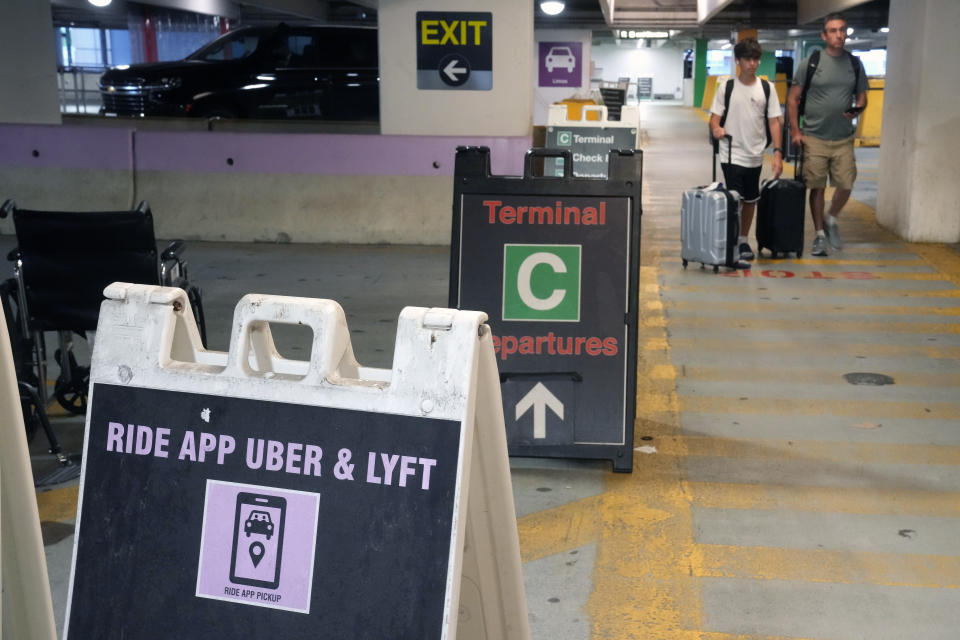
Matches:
[676,396,959,420]
[696,544,960,588]
[673,364,960,387]
[660,284,960,299]
[647,337,960,359]
[659,436,960,466]
[662,299,960,317]
[689,483,960,518]
[655,316,960,334]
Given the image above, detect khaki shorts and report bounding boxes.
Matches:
[802,134,857,190]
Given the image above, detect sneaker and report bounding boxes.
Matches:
[738,243,755,260]
[812,235,828,256]
[736,259,752,269]
[824,217,844,250]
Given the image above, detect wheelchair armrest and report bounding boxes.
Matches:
[161,240,186,261]
[0,199,14,219]
[6,247,20,262]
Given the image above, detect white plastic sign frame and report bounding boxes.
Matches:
[63,283,529,640]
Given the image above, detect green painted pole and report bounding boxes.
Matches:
[693,38,707,109]
[759,51,776,81]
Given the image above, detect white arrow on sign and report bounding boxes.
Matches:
[443,59,468,82]
[515,382,564,439]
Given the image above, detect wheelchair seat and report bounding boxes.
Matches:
[10,204,160,331]
[1,199,206,418]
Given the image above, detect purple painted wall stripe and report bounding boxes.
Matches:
[0,124,531,177]
[134,131,530,176]
[0,124,133,171]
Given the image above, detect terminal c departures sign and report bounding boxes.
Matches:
[417,11,492,90]
[450,147,642,472]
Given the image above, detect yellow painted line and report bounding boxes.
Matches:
[909,243,960,288]
[674,364,960,388]
[689,482,960,518]
[652,337,960,359]
[659,436,960,466]
[589,255,704,635]
[678,395,959,420]
[660,284,960,299]
[647,243,915,255]
[661,316,960,335]
[694,634,819,640]
[763,258,928,267]
[696,544,960,589]
[859,272,948,281]
[517,496,603,563]
[663,299,960,317]
[36,485,79,523]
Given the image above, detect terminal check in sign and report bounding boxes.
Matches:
[417,11,492,90]
[546,127,639,178]
[451,147,642,472]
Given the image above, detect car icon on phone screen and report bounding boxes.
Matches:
[244,510,275,539]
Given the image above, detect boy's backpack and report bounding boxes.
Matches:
[798,49,862,118]
[710,77,773,151]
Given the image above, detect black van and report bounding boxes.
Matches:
[99,24,379,120]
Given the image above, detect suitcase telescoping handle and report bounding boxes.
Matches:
[524,148,574,179]
[712,134,732,182]
[784,120,804,182]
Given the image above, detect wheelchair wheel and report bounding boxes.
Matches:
[54,349,90,415]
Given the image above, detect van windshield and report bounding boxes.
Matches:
[187,32,261,61]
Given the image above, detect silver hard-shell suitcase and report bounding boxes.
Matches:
[681,135,742,272]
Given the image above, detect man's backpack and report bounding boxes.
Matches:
[710,77,773,151]
[798,49,862,118]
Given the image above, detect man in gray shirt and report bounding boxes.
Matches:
[787,13,869,256]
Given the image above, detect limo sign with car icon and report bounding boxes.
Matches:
[545,46,576,73]
[539,41,581,87]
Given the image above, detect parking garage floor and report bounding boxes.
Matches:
[6,103,960,639]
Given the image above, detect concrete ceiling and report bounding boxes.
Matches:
[536,0,889,48]
[52,0,889,49]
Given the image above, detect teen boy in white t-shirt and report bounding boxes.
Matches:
[709,38,784,262]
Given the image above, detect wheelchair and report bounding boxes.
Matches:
[1,199,207,451]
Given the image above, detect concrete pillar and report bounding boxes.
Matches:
[693,38,708,109]
[0,0,60,124]
[876,0,960,242]
[379,0,533,136]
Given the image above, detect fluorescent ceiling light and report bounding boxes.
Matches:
[880,27,890,33]
[540,1,565,16]
[620,30,669,39]
[88,0,112,6]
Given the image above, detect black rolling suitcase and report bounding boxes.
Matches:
[756,140,805,258]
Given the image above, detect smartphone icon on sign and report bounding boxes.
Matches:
[229,492,286,589]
